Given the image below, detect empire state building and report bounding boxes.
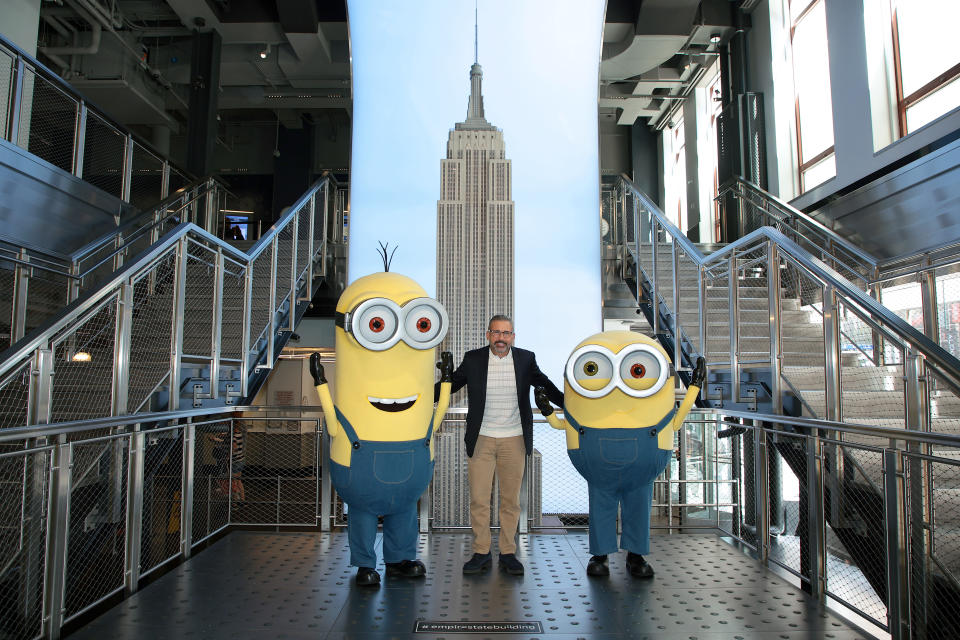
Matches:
[436,60,515,372]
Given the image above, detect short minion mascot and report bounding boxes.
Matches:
[310,266,452,587]
[535,332,704,578]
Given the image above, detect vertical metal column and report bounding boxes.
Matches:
[42,436,71,640]
[671,241,681,367]
[11,248,30,345]
[729,251,740,400]
[698,265,707,366]
[806,434,825,601]
[73,103,87,179]
[112,283,134,415]
[304,194,316,294]
[267,237,278,367]
[753,421,769,563]
[240,261,253,398]
[168,239,188,411]
[767,243,783,414]
[121,135,134,203]
[904,351,929,636]
[919,258,939,344]
[822,286,843,525]
[883,448,909,640]
[288,215,299,332]
[125,424,144,595]
[209,249,224,399]
[651,221,660,335]
[181,420,195,559]
[7,57,24,144]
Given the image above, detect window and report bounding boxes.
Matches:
[891,0,960,134]
[663,116,686,230]
[790,0,836,191]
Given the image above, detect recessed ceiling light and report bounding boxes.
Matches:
[72,351,91,362]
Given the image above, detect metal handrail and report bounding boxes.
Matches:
[0,175,340,416]
[619,175,960,385]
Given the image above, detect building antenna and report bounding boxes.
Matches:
[474,0,478,64]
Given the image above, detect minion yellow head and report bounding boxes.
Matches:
[563,331,676,429]
[333,272,448,440]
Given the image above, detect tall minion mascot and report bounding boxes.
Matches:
[535,331,704,578]
[310,254,452,587]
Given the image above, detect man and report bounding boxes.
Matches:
[436,315,563,575]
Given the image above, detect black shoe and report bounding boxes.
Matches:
[385,559,426,578]
[355,567,381,586]
[625,552,654,578]
[462,552,492,574]
[498,553,524,576]
[586,555,609,576]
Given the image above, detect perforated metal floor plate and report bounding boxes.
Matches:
[68,532,875,639]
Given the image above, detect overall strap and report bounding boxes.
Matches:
[425,414,436,445]
[333,407,361,449]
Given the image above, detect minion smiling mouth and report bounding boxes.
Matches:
[368,394,419,412]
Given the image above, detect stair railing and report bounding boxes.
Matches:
[613,176,960,431]
[0,178,225,349]
[0,175,342,428]
[722,178,960,362]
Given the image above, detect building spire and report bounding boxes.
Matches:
[464,0,490,128]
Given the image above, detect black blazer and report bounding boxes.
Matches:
[434,346,563,457]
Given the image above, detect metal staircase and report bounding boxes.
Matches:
[0,174,346,428]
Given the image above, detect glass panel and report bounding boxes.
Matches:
[906,75,960,133]
[895,0,960,98]
[792,0,835,166]
[801,152,836,190]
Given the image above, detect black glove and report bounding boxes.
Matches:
[309,352,327,386]
[437,351,454,383]
[534,387,554,416]
[691,356,706,388]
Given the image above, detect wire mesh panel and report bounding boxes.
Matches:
[220,259,246,361]
[735,245,772,369]
[0,360,30,429]
[0,48,14,140]
[81,111,124,199]
[129,143,164,211]
[767,430,810,580]
[140,425,184,578]
[838,302,906,429]
[20,268,72,339]
[779,259,827,418]
[664,417,731,527]
[927,367,960,435]
[231,419,318,526]
[168,169,188,194]
[182,241,217,358]
[191,420,231,544]
[0,266,14,347]
[674,248,701,355]
[916,455,960,637]
[431,425,470,527]
[275,224,294,310]
[64,435,130,621]
[936,267,960,358]
[50,295,118,422]
[127,253,177,413]
[703,264,732,366]
[296,206,311,279]
[822,443,887,626]
[17,68,77,173]
[531,423,587,528]
[715,418,743,539]
[0,448,50,640]
[248,245,274,361]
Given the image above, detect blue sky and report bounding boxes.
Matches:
[347,0,605,385]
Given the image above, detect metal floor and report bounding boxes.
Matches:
[68,531,876,640]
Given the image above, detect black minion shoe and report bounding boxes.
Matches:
[625,552,654,578]
[385,559,426,578]
[355,567,381,586]
[587,555,609,576]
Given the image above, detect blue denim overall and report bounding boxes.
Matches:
[565,409,676,556]
[329,408,435,568]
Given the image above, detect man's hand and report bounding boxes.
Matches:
[437,351,454,383]
[309,352,327,386]
[691,356,706,388]
[534,387,554,416]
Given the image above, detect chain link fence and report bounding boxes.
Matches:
[192,420,231,544]
[17,67,77,174]
[140,424,184,579]
[129,142,165,211]
[127,252,177,413]
[81,111,125,199]
[0,446,50,640]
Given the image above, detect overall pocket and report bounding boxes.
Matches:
[598,437,639,467]
[372,449,415,484]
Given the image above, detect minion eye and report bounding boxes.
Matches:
[572,351,612,382]
[619,350,664,392]
[402,300,446,348]
[356,304,398,344]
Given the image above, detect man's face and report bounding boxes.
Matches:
[487,319,515,357]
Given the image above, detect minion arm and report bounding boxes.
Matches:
[310,353,340,438]
[670,357,706,431]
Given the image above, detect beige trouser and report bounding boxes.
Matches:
[468,435,526,555]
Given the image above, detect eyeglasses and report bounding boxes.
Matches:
[335,297,449,351]
[487,330,514,337]
[564,343,674,399]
